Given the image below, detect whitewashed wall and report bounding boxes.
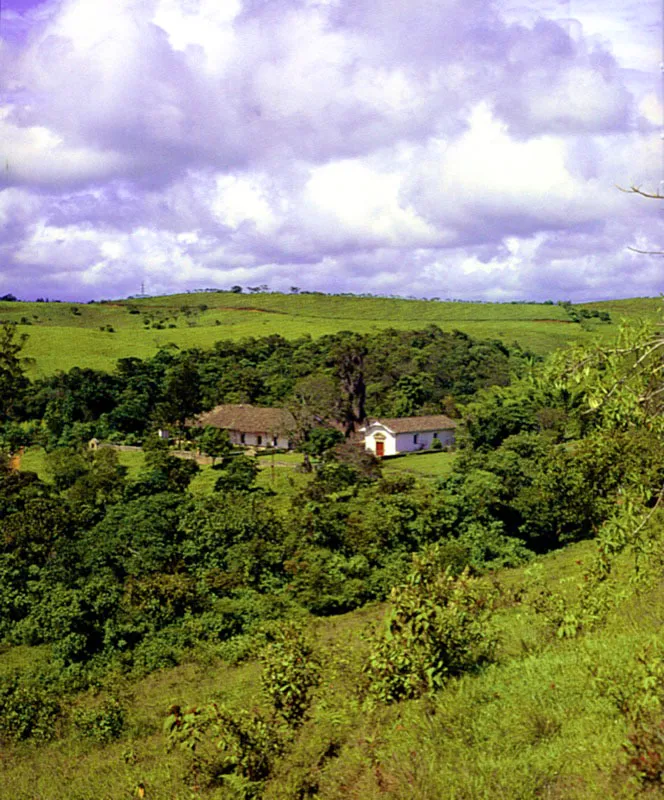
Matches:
[228,431,291,449]
[364,426,398,456]
[364,424,455,455]
[394,429,455,452]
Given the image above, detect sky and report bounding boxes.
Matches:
[0,0,662,302]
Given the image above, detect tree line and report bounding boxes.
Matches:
[1,323,527,450]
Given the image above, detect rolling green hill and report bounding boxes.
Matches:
[2,292,659,376]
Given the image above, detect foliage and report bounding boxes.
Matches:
[0,322,30,420]
[5,303,664,796]
[214,454,260,492]
[165,623,319,794]
[593,639,664,789]
[198,425,232,463]
[300,426,344,460]
[72,697,126,744]
[0,671,61,743]
[155,355,202,430]
[260,624,320,728]
[365,546,497,703]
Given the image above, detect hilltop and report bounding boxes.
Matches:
[0,291,660,375]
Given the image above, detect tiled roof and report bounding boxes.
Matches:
[193,404,295,434]
[363,414,458,434]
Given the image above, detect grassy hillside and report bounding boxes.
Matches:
[3,536,663,799]
[2,292,659,376]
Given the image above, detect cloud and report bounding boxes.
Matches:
[0,0,661,303]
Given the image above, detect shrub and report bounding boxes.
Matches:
[261,623,320,729]
[166,703,283,792]
[73,697,126,743]
[165,623,320,792]
[0,673,61,742]
[365,545,497,703]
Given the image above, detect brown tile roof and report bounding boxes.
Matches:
[193,404,296,434]
[363,414,458,434]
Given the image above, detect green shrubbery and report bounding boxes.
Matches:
[73,697,126,743]
[0,671,61,743]
[365,547,497,703]
[165,623,319,794]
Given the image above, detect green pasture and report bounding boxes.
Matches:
[382,450,457,481]
[17,446,48,479]
[3,292,660,376]
[18,446,146,482]
[19,445,455,492]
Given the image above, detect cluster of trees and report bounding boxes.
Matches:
[559,301,611,324]
[0,320,524,684]
[1,323,526,450]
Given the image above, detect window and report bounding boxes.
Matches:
[433,432,438,439]
[413,434,418,444]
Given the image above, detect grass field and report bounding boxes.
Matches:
[2,292,659,376]
[18,446,147,482]
[382,450,456,481]
[4,535,662,799]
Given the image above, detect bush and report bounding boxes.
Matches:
[165,623,319,793]
[0,672,61,742]
[365,546,497,703]
[261,623,320,728]
[73,697,126,743]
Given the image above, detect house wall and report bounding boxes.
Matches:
[228,431,291,449]
[394,429,455,453]
[364,427,398,456]
[364,425,455,455]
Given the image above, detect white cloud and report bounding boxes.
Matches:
[0,0,661,303]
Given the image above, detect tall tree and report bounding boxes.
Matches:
[286,374,339,471]
[156,357,202,433]
[199,426,232,465]
[0,322,30,423]
[330,334,367,436]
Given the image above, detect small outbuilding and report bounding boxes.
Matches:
[192,404,295,449]
[360,414,457,457]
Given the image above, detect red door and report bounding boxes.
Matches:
[376,441,385,457]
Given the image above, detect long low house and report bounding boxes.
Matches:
[361,414,457,457]
[193,404,295,449]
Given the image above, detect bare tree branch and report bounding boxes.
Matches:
[617,185,664,200]
[628,246,664,256]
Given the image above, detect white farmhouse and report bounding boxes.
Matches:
[192,404,295,449]
[361,415,457,457]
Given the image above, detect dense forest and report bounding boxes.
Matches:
[1,315,663,798]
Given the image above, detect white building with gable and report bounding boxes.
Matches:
[360,414,457,457]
